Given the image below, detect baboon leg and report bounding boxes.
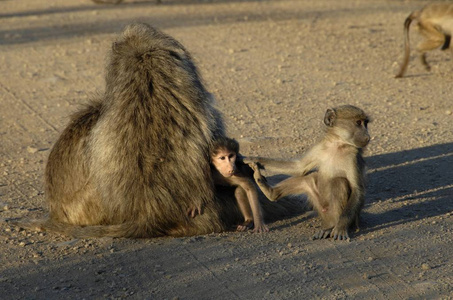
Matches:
[313,177,351,240]
[256,173,318,202]
[234,187,254,231]
[441,35,451,50]
[328,177,352,240]
[417,22,446,71]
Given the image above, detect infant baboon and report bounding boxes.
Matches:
[210,137,269,233]
[246,105,370,241]
[395,2,453,78]
[16,23,232,238]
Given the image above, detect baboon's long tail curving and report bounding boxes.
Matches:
[395,11,418,78]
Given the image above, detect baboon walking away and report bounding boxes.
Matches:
[395,2,453,78]
[246,105,370,241]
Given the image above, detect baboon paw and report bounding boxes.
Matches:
[236,221,254,232]
[312,229,332,240]
[252,224,269,233]
[331,227,350,241]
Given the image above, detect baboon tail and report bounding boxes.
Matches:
[10,218,158,238]
[395,11,417,78]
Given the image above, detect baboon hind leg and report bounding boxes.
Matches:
[417,22,446,71]
[313,177,351,241]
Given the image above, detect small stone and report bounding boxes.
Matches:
[445,110,452,115]
[27,146,38,154]
[421,263,431,270]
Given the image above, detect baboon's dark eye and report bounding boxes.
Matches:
[356,120,362,126]
[219,156,226,160]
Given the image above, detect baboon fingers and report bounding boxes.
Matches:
[187,205,203,218]
[252,223,270,233]
[312,228,332,240]
[236,220,254,232]
[331,227,350,241]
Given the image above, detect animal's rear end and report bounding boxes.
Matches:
[395,11,417,78]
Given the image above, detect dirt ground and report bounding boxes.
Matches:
[1,0,452,299]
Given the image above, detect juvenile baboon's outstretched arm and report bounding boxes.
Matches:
[245,149,319,176]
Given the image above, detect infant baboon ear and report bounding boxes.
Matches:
[323,108,336,127]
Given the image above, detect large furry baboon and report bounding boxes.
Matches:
[395,2,453,78]
[246,105,370,241]
[17,23,235,238]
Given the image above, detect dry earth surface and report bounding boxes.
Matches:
[1,0,452,299]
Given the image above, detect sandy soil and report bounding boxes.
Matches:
[1,0,453,299]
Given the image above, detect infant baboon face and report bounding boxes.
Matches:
[211,148,237,178]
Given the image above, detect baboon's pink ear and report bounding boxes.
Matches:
[324,108,336,127]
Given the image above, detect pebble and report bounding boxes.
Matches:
[27,146,38,154]
[421,263,431,270]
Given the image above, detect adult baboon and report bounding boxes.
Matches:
[395,2,453,78]
[246,105,370,241]
[17,23,231,238]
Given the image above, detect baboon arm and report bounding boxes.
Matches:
[231,174,269,233]
[245,154,318,176]
[294,148,320,176]
[243,183,268,233]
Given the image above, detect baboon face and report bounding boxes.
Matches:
[324,106,370,148]
[351,118,370,148]
[212,148,237,178]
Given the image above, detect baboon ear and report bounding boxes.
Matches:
[324,108,336,126]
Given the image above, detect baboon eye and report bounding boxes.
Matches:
[356,120,362,126]
[219,156,226,160]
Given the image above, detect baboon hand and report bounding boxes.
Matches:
[242,157,261,166]
[187,205,203,218]
[330,226,350,241]
[252,223,269,233]
[249,162,268,185]
[312,228,332,240]
[236,220,253,232]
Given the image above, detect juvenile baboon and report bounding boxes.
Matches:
[210,137,269,233]
[15,23,233,238]
[246,105,370,241]
[395,2,453,78]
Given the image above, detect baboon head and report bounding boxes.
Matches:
[324,105,370,148]
[210,137,240,178]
